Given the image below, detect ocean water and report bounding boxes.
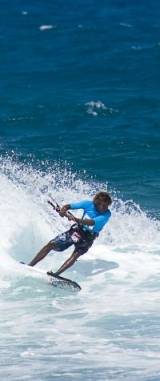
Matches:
[0,1,160,380]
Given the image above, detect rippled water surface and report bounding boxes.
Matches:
[0,1,160,380]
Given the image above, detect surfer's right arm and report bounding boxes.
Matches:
[59,200,88,217]
[59,203,95,227]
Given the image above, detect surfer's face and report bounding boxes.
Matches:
[95,198,109,213]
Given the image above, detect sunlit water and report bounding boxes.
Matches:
[0,158,160,381]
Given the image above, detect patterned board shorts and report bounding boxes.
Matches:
[50,226,95,256]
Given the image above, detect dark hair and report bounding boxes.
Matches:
[93,191,112,205]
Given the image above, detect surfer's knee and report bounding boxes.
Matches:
[47,240,56,251]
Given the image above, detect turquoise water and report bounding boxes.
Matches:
[0,1,160,380]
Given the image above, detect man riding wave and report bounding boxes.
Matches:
[28,191,112,276]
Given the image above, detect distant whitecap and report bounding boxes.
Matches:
[85,101,119,116]
[39,25,54,31]
[119,22,133,28]
[131,45,142,50]
[22,11,28,15]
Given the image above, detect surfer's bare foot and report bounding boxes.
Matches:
[47,270,54,276]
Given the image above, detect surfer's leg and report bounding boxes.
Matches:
[29,229,74,267]
[53,233,94,275]
[29,241,56,266]
[54,251,80,276]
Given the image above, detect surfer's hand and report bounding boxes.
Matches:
[66,213,75,221]
[59,205,69,217]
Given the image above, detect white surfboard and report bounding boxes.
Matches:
[20,262,81,291]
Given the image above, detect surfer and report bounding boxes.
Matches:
[28,192,112,276]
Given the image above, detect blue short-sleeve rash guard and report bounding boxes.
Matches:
[70,200,111,234]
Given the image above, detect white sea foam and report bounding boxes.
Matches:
[85,101,119,116]
[0,156,160,380]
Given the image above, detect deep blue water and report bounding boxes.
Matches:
[0,0,160,213]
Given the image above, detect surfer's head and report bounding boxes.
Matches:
[93,191,112,213]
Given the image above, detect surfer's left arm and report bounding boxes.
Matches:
[72,213,111,228]
[68,215,95,226]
